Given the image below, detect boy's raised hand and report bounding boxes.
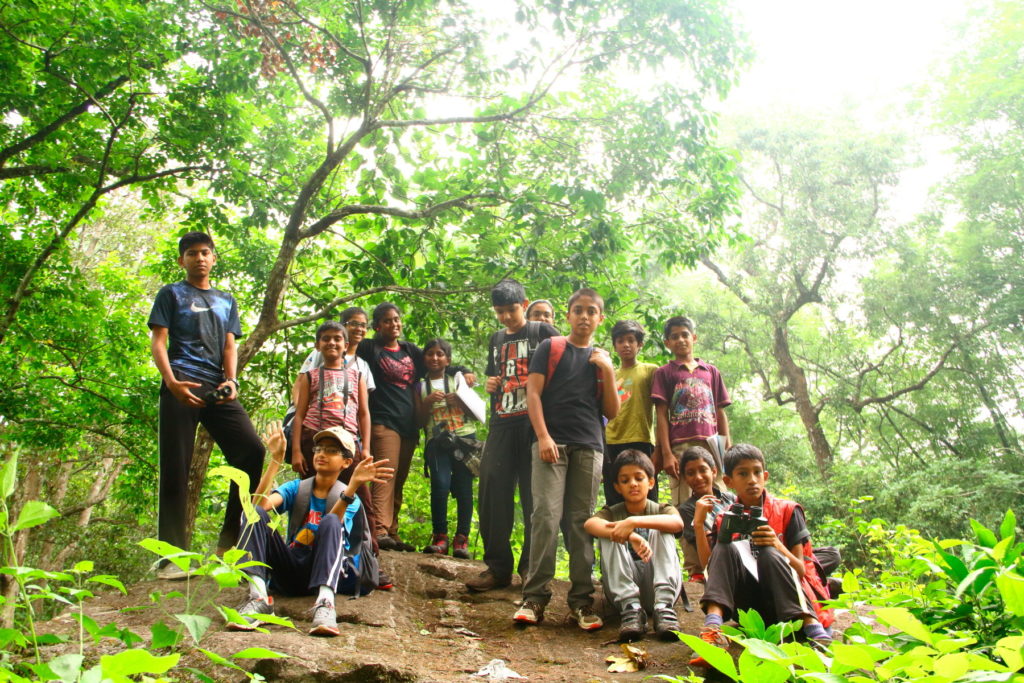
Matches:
[426,388,446,404]
[693,494,718,525]
[263,422,286,464]
[350,456,395,488]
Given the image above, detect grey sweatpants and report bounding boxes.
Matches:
[599,531,682,614]
[522,443,601,610]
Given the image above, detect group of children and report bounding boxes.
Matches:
[148,231,837,660]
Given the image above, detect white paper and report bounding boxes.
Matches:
[455,372,487,424]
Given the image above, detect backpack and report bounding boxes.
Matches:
[545,336,604,400]
[288,478,379,597]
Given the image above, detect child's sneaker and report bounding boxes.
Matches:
[376,571,394,591]
[618,607,646,642]
[688,573,706,584]
[452,533,470,559]
[422,533,449,554]
[227,596,274,632]
[512,601,545,625]
[688,624,729,667]
[570,605,604,631]
[653,605,681,641]
[308,599,339,637]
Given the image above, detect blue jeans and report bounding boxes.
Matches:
[426,434,475,536]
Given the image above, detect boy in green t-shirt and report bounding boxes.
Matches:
[603,320,658,505]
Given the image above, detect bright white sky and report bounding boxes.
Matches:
[723,0,965,115]
[721,0,968,222]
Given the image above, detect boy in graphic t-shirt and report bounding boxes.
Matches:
[466,279,559,592]
[148,232,265,576]
[651,315,732,507]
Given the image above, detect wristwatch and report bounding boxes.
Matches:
[340,492,356,506]
[226,378,239,388]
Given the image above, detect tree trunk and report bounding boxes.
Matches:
[772,325,833,478]
[183,429,214,551]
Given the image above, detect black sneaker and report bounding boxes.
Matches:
[377,535,398,551]
[653,604,680,641]
[618,607,646,642]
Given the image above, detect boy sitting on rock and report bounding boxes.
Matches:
[584,450,683,642]
[228,424,393,636]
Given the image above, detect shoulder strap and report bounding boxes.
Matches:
[491,330,506,369]
[325,480,345,516]
[287,477,315,543]
[546,336,568,383]
[526,321,541,357]
[317,367,325,428]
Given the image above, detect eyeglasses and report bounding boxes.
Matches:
[345,321,368,329]
[312,445,346,455]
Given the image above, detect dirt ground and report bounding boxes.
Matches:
[39,549,729,682]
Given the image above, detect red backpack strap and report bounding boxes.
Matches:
[546,336,568,385]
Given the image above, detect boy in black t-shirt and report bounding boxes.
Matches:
[466,279,559,592]
[148,232,265,577]
[514,288,620,631]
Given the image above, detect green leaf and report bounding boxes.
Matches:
[994,635,1024,670]
[174,613,212,644]
[736,608,766,638]
[737,649,790,683]
[209,466,257,525]
[0,453,18,499]
[150,621,183,649]
[956,566,995,598]
[196,647,244,671]
[99,649,179,678]
[971,519,999,548]
[995,571,1024,616]
[45,653,84,682]
[88,575,127,594]
[934,652,971,679]
[841,571,861,594]
[12,500,60,531]
[999,509,1016,542]
[740,637,788,662]
[873,607,934,645]
[832,642,888,670]
[181,667,216,683]
[678,633,738,680]
[73,560,94,573]
[231,647,289,659]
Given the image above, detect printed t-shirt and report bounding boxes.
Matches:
[650,359,730,445]
[594,499,679,561]
[275,478,361,548]
[486,322,559,426]
[368,346,417,438]
[420,374,475,436]
[528,338,603,451]
[300,365,360,436]
[147,281,242,384]
[300,351,376,392]
[678,485,736,545]
[605,362,658,445]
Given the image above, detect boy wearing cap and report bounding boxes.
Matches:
[229,424,393,636]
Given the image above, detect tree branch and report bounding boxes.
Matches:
[0,75,129,168]
[846,342,957,411]
[299,191,501,240]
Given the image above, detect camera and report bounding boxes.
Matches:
[717,503,768,543]
[204,384,233,406]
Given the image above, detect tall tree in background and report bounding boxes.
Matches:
[701,116,957,479]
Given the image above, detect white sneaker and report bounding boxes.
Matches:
[571,605,604,631]
[156,563,188,581]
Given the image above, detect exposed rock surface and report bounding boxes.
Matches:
[42,551,721,681]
